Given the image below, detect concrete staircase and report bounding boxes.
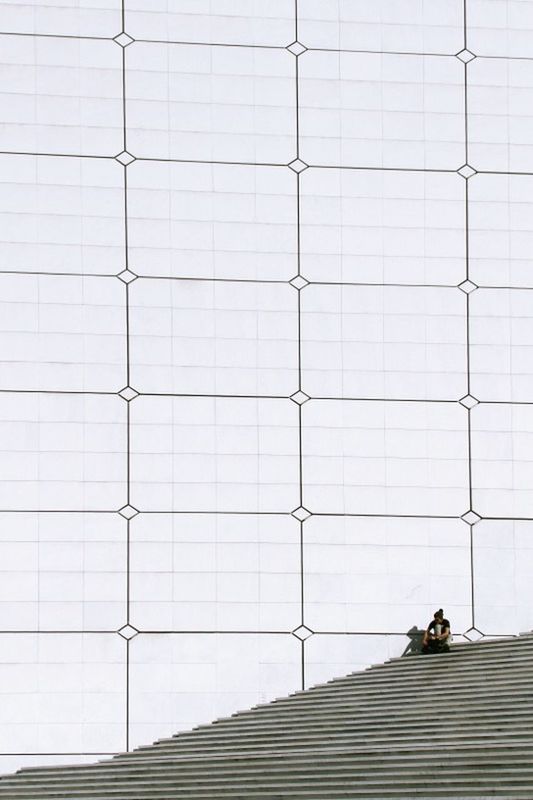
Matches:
[2,633,533,798]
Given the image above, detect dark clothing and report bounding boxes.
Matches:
[428,618,450,634]
[422,638,450,654]
[422,617,451,654]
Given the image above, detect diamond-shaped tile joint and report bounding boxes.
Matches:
[459,394,479,409]
[456,48,476,63]
[290,390,310,406]
[292,625,314,641]
[458,279,478,294]
[461,510,482,525]
[464,627,484,642]
[118,386,139,402]
[118,624,139,640]
[286,41,307,56]
[291,506,312,521]
[114,31,134,48]
[115,150,136,166]
[118,504,140,520]
[457,163,477,179]
[290,275,309,290]
[288,158,309,173]
[117,268,138,284]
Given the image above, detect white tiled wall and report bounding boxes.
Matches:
[0,0,531,775]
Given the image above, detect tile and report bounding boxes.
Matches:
[0,394,127,510]
[470,288,533,402]
[468,173,533,287]
[298,0,464,54]
[129,278,298,395]
[300,168,465,285]
[0,274,126,391]
[0,1,122,36]
[299,51,465,169]
[127,161,297,280]
[473,519,533,634]
[125,0,295,46]
[0,36,123,156]
[469,57,533,172]
[130,513,300,631]
[0,512,126,630]
[130,396,300,512]
[471,403,533,517]
[301,284,467,400]
[0,634,125,752]
[126,42,296,162]
[302,399,469,515]
[468,0,533,58]
[0,154,125,276]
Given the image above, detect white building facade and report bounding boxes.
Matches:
[1,0,533,774]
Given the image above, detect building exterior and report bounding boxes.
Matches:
[1,0,533,776]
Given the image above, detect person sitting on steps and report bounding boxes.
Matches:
[422,609,451,654]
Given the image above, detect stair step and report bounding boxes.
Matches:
[146,711,533,747]
[6,762,533,790]
[6,774,533,798]
[4,633,533,798]
[17,744,533,784]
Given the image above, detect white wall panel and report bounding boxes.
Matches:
[471,403,533,517]
[298,0,464,54]
[300,169,465,285]
[470,288,533,402]
[0,155,125,275]
[302,400,469,515]
[468,0,533,58]
[130,396,300,512]
[0,513,126,630]
[304,516,471,634]
[129,278,298,395]
[126,42,296,162]
[0,634,126,753]
[0,274,126,391]
[0,35,123,156]
[0,0,530,778]
[0,2,122,37]
[129,513,300,631]
[127,162,297,280]
[473,520,533,634]
[301,284,467,399]
[125,0,295,46]
[0,394,126,510]
[299,52,464,169]
[469,57,533,172]
[469,173,533,288]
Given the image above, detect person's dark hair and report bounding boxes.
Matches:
[434,608,444,618]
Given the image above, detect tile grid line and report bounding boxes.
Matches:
[4,269,533,293]
[120,0,132,750]
[294,0,306,691]
[463,0,476,631]
[2,24,533,63]
[6,148,533,179]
